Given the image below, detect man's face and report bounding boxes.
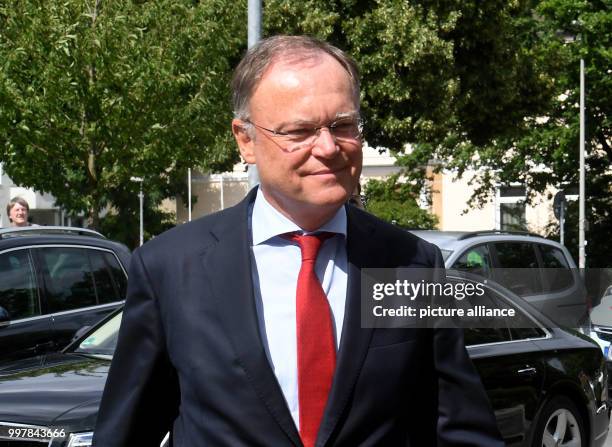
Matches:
[9,203,28,227]
[233,53,362,225]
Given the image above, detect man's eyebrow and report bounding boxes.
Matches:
[334,111,360,120]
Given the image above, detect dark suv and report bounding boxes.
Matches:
[0,226,130,362]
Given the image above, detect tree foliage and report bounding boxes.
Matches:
[264,0,551,155]
[2,0,609,262]
[0,0,245,245]
[443,0,611,266]
[264,0,611,266]
[364,176,438,229]
[263,0,552,219]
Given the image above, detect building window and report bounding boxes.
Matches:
[497,186,527,231]
[500,202,527,231]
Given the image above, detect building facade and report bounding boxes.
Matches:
[2,147,562,235]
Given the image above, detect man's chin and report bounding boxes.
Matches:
[302,189,351,210]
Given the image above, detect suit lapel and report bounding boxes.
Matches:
[200,188,301,446]
[317,207,377,446]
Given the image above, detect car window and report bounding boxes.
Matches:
[492,242,542,295]
[538,244,574,292]
[459,279,545,345]
[39,247,98,312]
[494,242,539,268]
[453,244,492,278]
[539,244,569,268]
[456,284,513,346]
[464,327,512,346]
[510,327,546,340]
[103,252,127,299]
[89,251,126,304]
[0,249,39,320]
[75,311,122,356]
[440,249,453,261]
[482,286,547,340]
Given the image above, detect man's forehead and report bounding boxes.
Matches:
[260,52,348,85]
[246,49,359,123]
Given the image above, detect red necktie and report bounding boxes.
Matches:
[286,232,336,447]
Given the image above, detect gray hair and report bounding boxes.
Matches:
[6,196,29,222]
[231,35,360,120]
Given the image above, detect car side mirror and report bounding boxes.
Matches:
[0,306,10,324]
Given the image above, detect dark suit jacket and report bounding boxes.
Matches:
[94,187,503,447]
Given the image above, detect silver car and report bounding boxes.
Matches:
[410,230,586,327]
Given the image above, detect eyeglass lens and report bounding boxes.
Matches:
[284,120,362,152]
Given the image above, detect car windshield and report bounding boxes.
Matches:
[73,311,122,356]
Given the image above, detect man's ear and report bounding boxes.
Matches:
[232,119,256,164]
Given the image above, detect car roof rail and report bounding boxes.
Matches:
[0,226,106,239]
[457,230,545,241]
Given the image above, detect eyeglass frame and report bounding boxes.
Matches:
[241,116,364,153]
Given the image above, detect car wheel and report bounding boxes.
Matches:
[532,396,585,447]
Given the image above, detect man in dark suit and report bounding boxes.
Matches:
[94,35,503,447]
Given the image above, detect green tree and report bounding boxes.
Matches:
[0,0,245,246]
[264,0,552,156]
[364,175,438,229]
[263,0,553,225]
[435,0,611,266]
[264,0,610,266]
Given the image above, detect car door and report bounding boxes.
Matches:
[489,241,543,297]
[34,246,126,350]
[535,243,587,326]
[463,283,547,446]
[0,248,54,362]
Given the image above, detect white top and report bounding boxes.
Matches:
[250,188,348,428]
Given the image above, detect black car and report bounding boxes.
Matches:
[0,226,130,362]
[0,277,608,447]
[461,276,610,446]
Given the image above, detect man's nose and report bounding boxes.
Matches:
[310,127,338,158]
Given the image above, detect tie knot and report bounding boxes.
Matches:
[285,232,334,262]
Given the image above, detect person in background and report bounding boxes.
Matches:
[6,197,31,227]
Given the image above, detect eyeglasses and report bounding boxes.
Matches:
[244,117,363,153]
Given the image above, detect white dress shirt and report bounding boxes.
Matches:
[250,188,348,428]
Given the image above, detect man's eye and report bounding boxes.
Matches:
[331,121,358,135]
[286,128,314,139]
[333,122,354,130]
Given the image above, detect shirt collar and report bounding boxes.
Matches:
[252,188,347,245]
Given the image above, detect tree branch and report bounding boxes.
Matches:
[91,0,102,24]
[79,108,86,138]
[29,143,49,155]
[597,131,611,161]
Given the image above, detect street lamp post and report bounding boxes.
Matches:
[247,0,261,189]
[578,58,586,270]
[130,176,144,246]
[187,168,192,222]
[560,25,587,270]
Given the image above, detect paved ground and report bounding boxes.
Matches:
[604,418,612,447]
